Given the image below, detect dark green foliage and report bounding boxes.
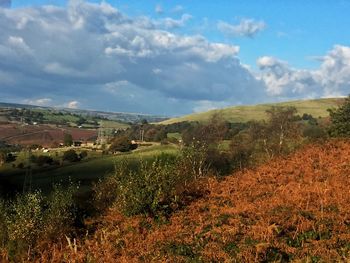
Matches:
[110,136,137,152]
[181,115,229,146]
[63,133,73,146]
[5,153,16,163]
[249,106,301,159]
[0,184,78,260]
[79,150,88,159]
[162,242,198,259]
[63,149,79,162]
[96,146,208,217]
[224,242,239,257]
[205,148,232,176]
[303,125,327,140]
[113,157,181,216]
[35,155,54,166]
[230,132,254,170]
[328,95,350,137]
[43,184,77,239]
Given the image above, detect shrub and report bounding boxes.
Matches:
[79,150,88,159]
[63,149,79,162]
[64,133,73,146]
[179,142,210,180]
[0,199,8,248]
[303,125,327,141]
[43,184,77,240]
[110,136,137,152]
[103,146,209,217]
[16,163,24,169]
[205,148,232,176]
[230,132,255,170]
[5,191,43,248]
[114,158,178,216]
[92,161,128,212]
[36,155,54,166]
[328,95,350,137]
[0,183,79,260]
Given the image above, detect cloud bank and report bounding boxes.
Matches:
[0,1,349,115]
[218,18,266,38]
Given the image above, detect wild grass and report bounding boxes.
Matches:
[26,139,350,262]
[160,98,343,124]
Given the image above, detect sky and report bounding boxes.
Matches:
[0,0,350,116]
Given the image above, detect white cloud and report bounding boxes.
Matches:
[317,45,350,97]
[0,1,349,115]
[66,100,80,109]
[257,56,319,97]
[155,4,163,14]
[23,98,52,106]
[218,18,266,38]
[7,36,33,55]
[155,13,192,29]
[257,45,350,100]
[171,5,184,13]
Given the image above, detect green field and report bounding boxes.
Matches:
[0,144,179,193]
[160,98,344,124]
[99,120,130,130]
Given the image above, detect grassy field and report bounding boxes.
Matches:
[0,144,179,193]
[160,98,344,124]
[99,119,130,130]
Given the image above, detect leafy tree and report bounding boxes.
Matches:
[62,149,79,162]
[182,114,229,146]
[250,106,301,158]
[63,133,73,146]
[110,136,137,152]
[35,155,54,166]
[328,95,350,137]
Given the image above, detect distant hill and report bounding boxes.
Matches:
[0,102,169,124]
[160,98,344,124]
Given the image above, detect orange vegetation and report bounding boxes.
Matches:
[12,140,350,262]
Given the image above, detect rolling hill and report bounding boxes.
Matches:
[35,140,350,262]
[160,98,344,125]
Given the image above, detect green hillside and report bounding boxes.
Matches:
[160,98,344,124]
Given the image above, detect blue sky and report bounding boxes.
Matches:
[0,0,350,115]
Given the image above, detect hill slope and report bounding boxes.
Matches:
[160,98,344,124]
[40,140,350,262]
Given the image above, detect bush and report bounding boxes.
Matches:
[36,155,54,166]
[114,158,179,216]
[230,132,255,170]
[43,184,77,240]
[64,133,73,146]
[63,149,79,162]
[5,191,43,248]
[110,136,137,152]
[16,163,24,169]
[328,95,350,137]
[99,146,209,217]
[0,183,78,260]
[92,161,127,212]
[303,125,327,141]
[0,199,8,248]
[205,148,232,176]
[79,150,88,159]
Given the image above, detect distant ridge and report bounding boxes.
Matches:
[160,98,344,124]
[0,102,169,123]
